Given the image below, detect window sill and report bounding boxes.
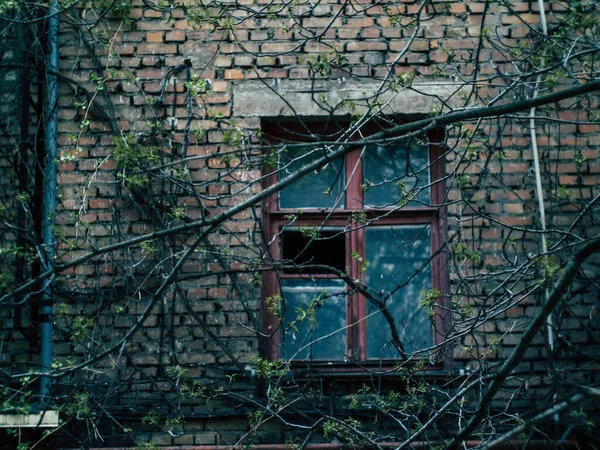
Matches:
[266,362,469,396]
[288,361,464,381]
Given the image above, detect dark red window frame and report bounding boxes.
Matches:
[261,120,450,369]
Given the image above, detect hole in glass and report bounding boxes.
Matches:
[281,228,345,273]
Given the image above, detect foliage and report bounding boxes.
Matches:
[1,0,600,448]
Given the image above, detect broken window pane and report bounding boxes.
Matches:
[281,228,345,273]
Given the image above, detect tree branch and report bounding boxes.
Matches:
[3,80,600,304]
[446,236,600,449]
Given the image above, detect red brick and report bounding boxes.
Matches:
[145,32,163,43]
[346,41,387,51]
[136,44,177,54]
[165,30,186,42]
[224,69,244,79]
[261,42,299,53]
[346,17,375,27]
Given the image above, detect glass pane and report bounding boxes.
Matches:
[280,278,346,360]
[365,226,433,358]
[363,142,430,207]
[279,146,345,209]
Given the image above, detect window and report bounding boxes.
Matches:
[262,120,448,365]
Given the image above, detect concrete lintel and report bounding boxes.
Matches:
[232,79,469,118]
[0,411,60,428]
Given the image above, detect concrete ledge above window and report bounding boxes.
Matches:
[0,411,59,427]
[233,79,469,117]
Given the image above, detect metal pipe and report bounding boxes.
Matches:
[530,0,558,426]
[530,89,553,352]
[530,0,554,353]
[40,0,60,405]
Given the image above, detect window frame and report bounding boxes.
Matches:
[261,120,450,369]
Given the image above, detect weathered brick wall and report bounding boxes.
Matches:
[1,0,599,447]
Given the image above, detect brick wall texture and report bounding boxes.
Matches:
[1,0,600,448]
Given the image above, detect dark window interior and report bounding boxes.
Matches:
[281,229,345,272]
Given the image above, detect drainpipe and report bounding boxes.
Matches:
[40,0,60,405]
[529,0,554,354]
[529,0,559,424]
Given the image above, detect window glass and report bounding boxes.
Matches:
[365,226,433,358]
[279,146,345,209]
[280,278,347,360]
[363,142,430,207]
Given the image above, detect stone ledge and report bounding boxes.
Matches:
[0,411,60,428]
[232,79,469,118]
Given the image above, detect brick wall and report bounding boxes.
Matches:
[1,0,600,448]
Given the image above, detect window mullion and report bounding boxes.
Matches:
[347,225,367,360]
[345,147,366,359]
[345,148,363,210]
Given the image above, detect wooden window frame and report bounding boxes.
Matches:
[261,120,450,370]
